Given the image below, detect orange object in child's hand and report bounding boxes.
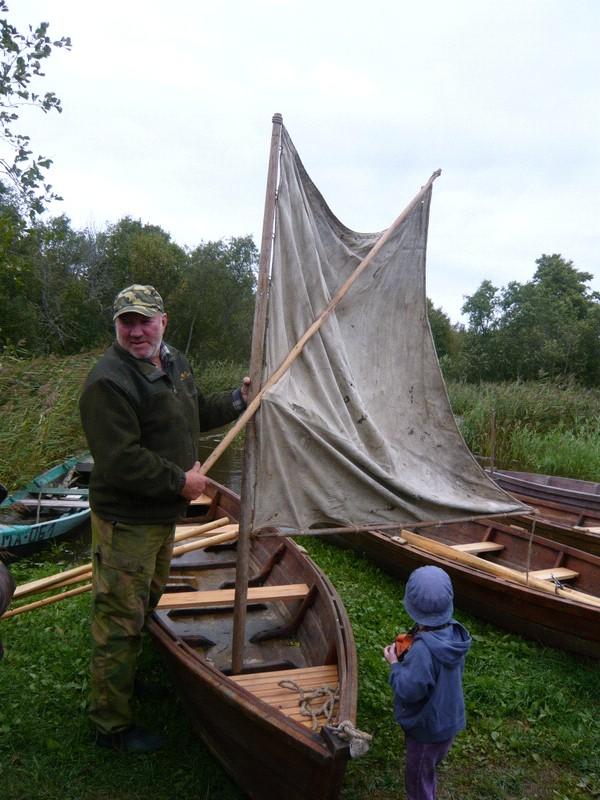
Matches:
[394,631,415,660]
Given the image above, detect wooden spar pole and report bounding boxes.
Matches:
[13,517,231,600]
[397,528,600,608]
[231,113,284,674]
[3,530,240,619]
[199,167,442,479]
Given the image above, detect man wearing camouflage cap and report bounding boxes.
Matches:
[79,284,249,753]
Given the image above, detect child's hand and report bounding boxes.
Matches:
[383,643,398,664]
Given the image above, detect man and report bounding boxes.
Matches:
[79,284,249,753]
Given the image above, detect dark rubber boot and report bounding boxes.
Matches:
[95,725,166,754]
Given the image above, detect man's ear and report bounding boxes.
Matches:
[161,313,168,333]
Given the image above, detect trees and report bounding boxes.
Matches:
[0,2,70,218]
[426,298,463,366]
[459,255,600,385]
[88,217,188,336]
[0,201,258,362]
[168,236,257,363]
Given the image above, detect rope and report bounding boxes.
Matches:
[525,517,536,581]
[327,720,373,758]
[278,679,339,731]
[549,573,566,594]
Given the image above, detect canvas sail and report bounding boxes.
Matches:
[246,126,527,533]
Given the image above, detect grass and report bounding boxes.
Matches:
[448,380,600,481]
[2,537,599,800]
[1,352,600,798]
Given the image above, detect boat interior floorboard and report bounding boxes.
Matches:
[156,606,307,673]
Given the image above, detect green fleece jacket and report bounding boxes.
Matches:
[79,342,242,524]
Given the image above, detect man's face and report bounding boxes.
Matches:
[115,312,167,361]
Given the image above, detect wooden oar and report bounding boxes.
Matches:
[397,529,600,609]
[13,563,92,600]
[2,583,92,619]
[13,517,231,600]
[2,526,240,619]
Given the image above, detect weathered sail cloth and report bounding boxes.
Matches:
[248,128,526,532]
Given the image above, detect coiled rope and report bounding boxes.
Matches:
[277,679,373,757]
[278,679,339,730]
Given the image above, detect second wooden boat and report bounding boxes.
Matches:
[332,516,600,659]
[509,498,600,557]
[490,469,600,514]
[147,478,359,800]
[0,455,91,556]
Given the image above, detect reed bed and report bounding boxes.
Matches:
[0,352,248,491]
[448,381,600,480]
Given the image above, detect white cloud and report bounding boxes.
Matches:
[6,0,600,321]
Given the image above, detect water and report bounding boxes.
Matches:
[197,428,243,495]
[9,428,243,568]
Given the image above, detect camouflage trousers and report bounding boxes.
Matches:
[89,511,175,734]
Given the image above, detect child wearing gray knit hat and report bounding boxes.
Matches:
[384,566,471,800]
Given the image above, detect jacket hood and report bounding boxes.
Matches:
[418,620,471,666]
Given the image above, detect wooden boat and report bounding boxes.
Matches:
[482,469,600,556]
[146,477,358,800]
[143,116,525,796]
[332,516,600,659]
[0,560,14,618]
[490,469,600,514]
[0,455,91,556]
[0,560,15,658]
[509,500,600,557]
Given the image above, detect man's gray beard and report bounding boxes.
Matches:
[116,332,163,361]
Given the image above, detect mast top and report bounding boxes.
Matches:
[272,113,283,124]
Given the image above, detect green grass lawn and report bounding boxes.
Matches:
[1,533,599,800]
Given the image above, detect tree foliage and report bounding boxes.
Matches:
[426,298,462,361]
[0,195,257,362]
[0,1,70,218]
[458,254,600,385]
[1,187,599,390]
[168,236,257,363]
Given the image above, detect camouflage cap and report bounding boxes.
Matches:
[113,285,164,320]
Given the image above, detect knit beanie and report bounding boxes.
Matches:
[403,566,454,626]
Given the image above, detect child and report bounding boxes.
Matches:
[383,565,471,800]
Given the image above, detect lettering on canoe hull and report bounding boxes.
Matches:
[0,520,59,548]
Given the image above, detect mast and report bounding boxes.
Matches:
[231,113,283,673]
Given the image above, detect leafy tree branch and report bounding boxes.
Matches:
[0,1,70,218]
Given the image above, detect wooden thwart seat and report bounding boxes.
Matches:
[231,664,339,728]
[451,541,505,555]
[157,583,310,610]
[189,493,212,506]
[527,567,579,581]
[15,498,89,510]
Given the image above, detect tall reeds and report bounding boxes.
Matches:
[0,351,249,490]
[449,380,600,480]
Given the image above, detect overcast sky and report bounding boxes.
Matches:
[8,0,600,322]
